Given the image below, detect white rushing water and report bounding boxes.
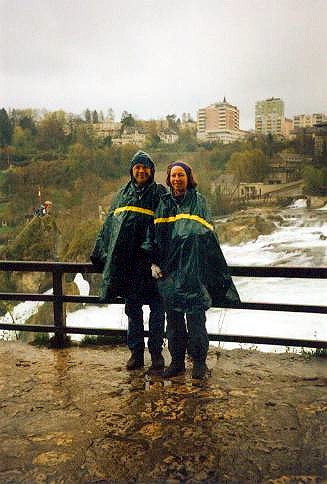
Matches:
[2,203,327,351]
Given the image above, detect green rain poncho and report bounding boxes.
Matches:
[146,188,240,313]
[91,153,166,303]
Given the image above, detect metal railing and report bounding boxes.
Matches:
[0,260,326,349]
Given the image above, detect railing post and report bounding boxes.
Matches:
[48,268,70,348]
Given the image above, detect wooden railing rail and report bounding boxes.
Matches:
[0,260,326,349]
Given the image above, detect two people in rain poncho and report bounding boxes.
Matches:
[91,153,239,379]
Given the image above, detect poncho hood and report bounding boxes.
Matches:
[130,150,155,180]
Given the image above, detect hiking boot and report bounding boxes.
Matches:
[149,352,165,371]
[163,361,185,378]
[126,350,144,370]
[192,361,207,379]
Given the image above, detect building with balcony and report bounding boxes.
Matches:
[197,97,246,143]
[255,97,290,138]
[293,113,327,129]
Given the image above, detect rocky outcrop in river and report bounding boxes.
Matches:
[215,210,282,245]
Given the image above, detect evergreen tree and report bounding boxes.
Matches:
[92,110,99,124]
[84,109,91,123]
[98,110,104,122]
[166,114,177,129]
[19,115,37,135]
[0,108,13,147]
[121,111,135,131]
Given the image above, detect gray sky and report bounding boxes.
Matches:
[1,0,326,129]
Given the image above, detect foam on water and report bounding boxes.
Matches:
[288,198,307,209]
[0,289,53,340]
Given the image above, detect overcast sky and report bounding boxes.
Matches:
[1,0,326,129]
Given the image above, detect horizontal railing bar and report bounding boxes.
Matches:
[230,301,327,314]
[0,261,102,273]
[1,261,327,279]
[208,333,327,349]
[0,293,124,304]
[0,293,55,302]
[230,266,327,278]
[0,323,58,332]
[62,295,125,304]
[1,292,327,315]
[0,323,326,349]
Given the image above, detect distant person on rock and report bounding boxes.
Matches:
[144,161,240,379]
[34,200,52,217]
[91,151,166,372]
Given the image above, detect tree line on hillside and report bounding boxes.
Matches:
[1,106,326,220]
[0,107,199,166]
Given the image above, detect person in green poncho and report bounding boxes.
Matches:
[146,161,240,379]
[91,151,166,372]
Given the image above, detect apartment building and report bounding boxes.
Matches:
[255,97,288,138]
[197,97,246,143]
[293,113,327,129]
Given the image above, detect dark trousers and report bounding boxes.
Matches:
[125,295,165,354]
[166,309,209,363]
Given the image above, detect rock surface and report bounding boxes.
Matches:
[215,210,278,245]
[0,341,326,483]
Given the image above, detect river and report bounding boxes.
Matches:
[2,200,327,352]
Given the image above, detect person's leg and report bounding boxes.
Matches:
[125,298,145,370]
[186,310,209,379]
[148,296,165,370]
[163,310,187,378]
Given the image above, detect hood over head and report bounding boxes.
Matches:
[130,150,155,180]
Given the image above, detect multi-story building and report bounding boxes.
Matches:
[293,113,327,129]
[205,129,247,144]
[182,112,192,123]
[120,128,146,146]
[266,152,312,184]
[197,97,247,144]
[92,121,121,139]
[284,118,293,138]
[159,129,179,144]
[291,120,327,159]
[255,97,288,138]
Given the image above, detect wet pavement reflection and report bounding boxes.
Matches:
[0,342,326,483]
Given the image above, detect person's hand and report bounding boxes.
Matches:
[151,264,163,279]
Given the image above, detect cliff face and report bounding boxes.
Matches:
[3,216,60,261]
[0,215,61,293]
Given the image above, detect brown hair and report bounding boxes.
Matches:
[166,161,197,190]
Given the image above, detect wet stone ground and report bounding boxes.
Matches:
[0,341,326,483]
